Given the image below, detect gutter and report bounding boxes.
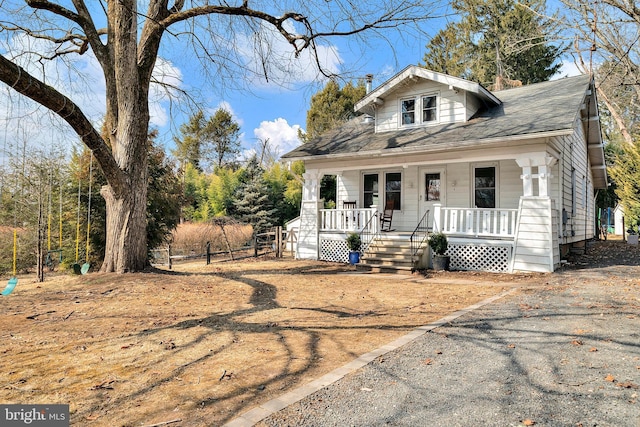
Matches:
[283,128,575,162]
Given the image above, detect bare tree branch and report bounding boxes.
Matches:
[0,55,124,191]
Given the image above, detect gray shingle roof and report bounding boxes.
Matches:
[282,74,592,160]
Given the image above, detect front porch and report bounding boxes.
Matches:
[315,205,524,273]
[295,153,565,274]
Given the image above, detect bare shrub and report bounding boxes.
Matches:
[169,221,253,256]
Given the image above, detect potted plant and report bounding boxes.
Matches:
[429,232,450,271]
[346,232,362,265]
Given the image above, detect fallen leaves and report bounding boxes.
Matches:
[602,374,640,389]
[522,419,536,426]
[616,381,639,389]
[571,339,583,346]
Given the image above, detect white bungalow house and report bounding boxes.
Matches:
[281,66,607,273]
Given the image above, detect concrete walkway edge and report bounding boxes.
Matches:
[223,288,518,427]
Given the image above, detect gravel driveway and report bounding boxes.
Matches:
[229,241,640,427]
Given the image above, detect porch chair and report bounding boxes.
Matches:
[343,201,357,228]
[380,200,395,232]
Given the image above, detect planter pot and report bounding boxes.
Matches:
[432,254,450,271]
[348,251,360,265]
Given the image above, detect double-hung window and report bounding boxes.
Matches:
[363,174,379,208]
[385,172,402,210]
[401,94,438,127]
[474,166,496,208]
[401,99,415,125]
[422,95,437,122]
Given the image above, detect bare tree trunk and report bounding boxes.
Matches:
[100,180,148,273]
[597,87,634,146]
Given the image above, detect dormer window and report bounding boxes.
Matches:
[422,95,437,122]
[400,93,439,127]
[401,99,415,124]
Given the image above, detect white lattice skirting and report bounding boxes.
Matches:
[446,242,512,273]
[320,239,349,263]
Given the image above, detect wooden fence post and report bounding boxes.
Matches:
[254,234,258,257]
[168,244,172,270]
[276,226,282,258]
[206,241,211,265]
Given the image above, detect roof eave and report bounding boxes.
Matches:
[282,128,574,163]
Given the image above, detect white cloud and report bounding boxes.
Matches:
[149,57,184,127]
[0,32,184,147]
[253,118,302,158]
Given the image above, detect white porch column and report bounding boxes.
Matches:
[512,154,560,273]
[297,170,323,260]
[433,204,442,232]
[515,154,558,197]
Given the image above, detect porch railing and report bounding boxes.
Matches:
[410,209,430,270]
[319,207,378,232]
[358,211,380,255]
[433,205,518,238]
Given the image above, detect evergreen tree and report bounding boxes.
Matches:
[608,140,640,231]
[206,108,242,170]
[304,79,367,141]
[173,108,241,173]
[233,156,276,234]
[146,131,182,251]
[421,23,472,79]
[423,0,562,87]
[303,79,366,206]
[263,162,302,226]
[173,111,206,173]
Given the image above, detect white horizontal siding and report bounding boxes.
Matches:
[553,122,595,246]
[375,80,468,133]
[512,197,555,273]
[337,171,360,206]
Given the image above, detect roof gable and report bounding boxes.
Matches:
[354,65,501,115]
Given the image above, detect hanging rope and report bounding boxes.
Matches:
[12,229,17,277]
[84,152,93,265]
[74,159,82,266]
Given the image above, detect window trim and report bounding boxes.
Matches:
[398,92,440,128]
[422,94,438,123]
[400,98,416,125]
[362,172,380,209]
[472,163,499,208]
[385,171,403,211]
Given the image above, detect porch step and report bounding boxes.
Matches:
[360,233,428,273]
[355,263,415,275]
[360,256,415,267]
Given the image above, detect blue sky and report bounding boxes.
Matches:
[0,2,580,164]
[151,15,446,161]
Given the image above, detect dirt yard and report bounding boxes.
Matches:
[0,254,540,426]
